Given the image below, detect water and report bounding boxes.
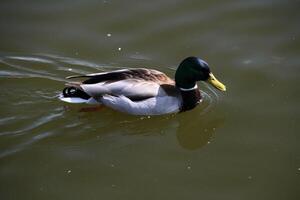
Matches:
[0,0,299,199]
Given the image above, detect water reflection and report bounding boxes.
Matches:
[176,111,224,150]
[1,0,299,198]
[67,98,224,151]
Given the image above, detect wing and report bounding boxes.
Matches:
[62,68,176,104]
[67,68,174,85]
[67,69,132,84]
[80,79,163,99]
[67,68,175,99]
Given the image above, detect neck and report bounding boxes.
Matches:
[180,87,202,112]
[179,84,198,91]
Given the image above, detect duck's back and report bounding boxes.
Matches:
[68,68,174,85]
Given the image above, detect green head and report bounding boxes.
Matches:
[175,56,226,91]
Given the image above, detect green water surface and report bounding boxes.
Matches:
[0,0,299,199]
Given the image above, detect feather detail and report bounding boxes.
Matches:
[77,69,174,84]
[66,75,88,79]
[100,95,181,115]
[80,79,164,98]
[65,82,82,88]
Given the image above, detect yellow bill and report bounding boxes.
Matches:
[207,73,226,91]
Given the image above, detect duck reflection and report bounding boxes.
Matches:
[176,111,224,150]
[63,103,224,151]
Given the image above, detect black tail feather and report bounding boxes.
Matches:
[62,87,91,99]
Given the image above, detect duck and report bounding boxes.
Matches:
[59,56,226,115]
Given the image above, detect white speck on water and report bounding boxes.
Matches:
[107,33,111,37]
[187,166,191,170]
[111,164,115,168]
[118,47,122,51]
[248,176,252,180]
[243,60,252,65]
[147,116,151,119]
[68,68,72,71]
[298,168,300,171]
[212,127,216,131]
[67,170,72,174]
[207,141,211,144]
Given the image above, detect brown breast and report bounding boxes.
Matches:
[180,89,202,112]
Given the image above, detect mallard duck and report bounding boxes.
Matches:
[59,56,226,115]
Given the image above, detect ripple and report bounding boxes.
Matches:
[12,101,35,106]
[0,117,16,126]
[0,131,55,158]
[37,53,106,70]
[2,58,56,76]
[0,112,63,137]
[129,53,152,61]
[0,108,64,158]
[0,59,65,82]
[5,56,54,64]
[198,82,221,116]
[0,70,30,77]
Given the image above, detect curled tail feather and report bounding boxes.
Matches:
[62,86,91,99]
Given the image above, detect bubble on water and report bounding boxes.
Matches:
[187,166,191,170]
[107,33,112,37]
[118,47,122,51]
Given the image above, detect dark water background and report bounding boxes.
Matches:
[0,0,299,199]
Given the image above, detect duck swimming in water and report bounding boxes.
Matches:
[59,56,226,115]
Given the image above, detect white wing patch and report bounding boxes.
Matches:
[81,79,164,98]
[85,69,130,76]
[100,95,181,115]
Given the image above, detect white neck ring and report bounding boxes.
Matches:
[179,84,198,91]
